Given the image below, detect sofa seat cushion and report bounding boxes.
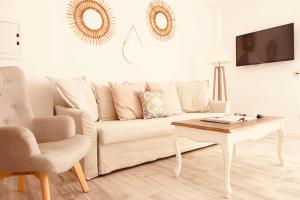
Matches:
[97,112,224,144]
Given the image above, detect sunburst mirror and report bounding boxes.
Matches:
[67,0,115,45]
[147,0,175,41]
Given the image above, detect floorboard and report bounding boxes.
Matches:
[1,133,300,200]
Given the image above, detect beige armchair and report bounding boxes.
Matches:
[0,66,91,200]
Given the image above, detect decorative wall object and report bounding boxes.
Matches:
[122,25,145,65]
[146,0,175,41]
[0,19,21,60]
[67,0,115,45]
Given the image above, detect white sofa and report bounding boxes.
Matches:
[55,97,230,180]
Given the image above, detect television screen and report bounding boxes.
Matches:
[236,23,294,66]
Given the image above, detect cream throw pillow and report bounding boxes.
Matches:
[109,82,146,120]
[147,82,183,115]
[176,80,210,113]
[92,83,118,121]
[48,77,98,121]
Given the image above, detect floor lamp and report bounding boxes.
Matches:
[210,47,232,101]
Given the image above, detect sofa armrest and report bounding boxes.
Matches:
[32,116,75,143]
[55,105,98,180]
[0,126,41,172]
[209,101,230,113]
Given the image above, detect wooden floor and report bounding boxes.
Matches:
[1,133,300,200]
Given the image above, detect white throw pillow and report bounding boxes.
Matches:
[48,76,98,121]
[92,83,118,121]
[176,81,210,113]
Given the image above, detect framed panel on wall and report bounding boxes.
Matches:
[0,19,21,60]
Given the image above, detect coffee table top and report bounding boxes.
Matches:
[171,116,283,133]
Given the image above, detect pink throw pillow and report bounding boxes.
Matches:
[147,82,183,115]
[109,82,146,120]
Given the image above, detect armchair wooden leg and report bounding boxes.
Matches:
[18,175,25,192]
[73,162,89,193]
[1,172,51,200]
[37,173,51,200]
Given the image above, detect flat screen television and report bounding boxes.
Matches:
[236,23,294,66]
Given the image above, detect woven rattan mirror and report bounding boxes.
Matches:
[67,0,115,45]
[147,0,175,41]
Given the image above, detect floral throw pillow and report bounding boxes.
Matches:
[140,91,168,119]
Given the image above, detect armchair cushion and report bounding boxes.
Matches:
[32,116,75,143]
[0,126,90,174]
[36,135,91,173]
[0,126,40,172]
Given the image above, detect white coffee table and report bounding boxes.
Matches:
[172,116,285,198]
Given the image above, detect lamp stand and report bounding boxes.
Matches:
[213,65,228,101]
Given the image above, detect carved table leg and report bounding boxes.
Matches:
[233,143,238,157]
[277,122,286,166]
[174,137,182,177]
[222,140,234,199]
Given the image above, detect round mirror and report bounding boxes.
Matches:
[83,9,103,30]
[147,0,175,41]
[67,0,115,45]
[155,12,168,30]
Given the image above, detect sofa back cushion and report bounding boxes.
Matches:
[92,83,118,121]
[48,76,98,121]
[176,80,210,113]
[147,82,183,115]
[109,82,146,120]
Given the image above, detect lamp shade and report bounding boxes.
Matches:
[208,47,232,65]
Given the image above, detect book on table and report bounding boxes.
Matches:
[201,115,257,124]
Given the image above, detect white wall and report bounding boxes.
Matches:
[0,0,214,116]
[2,0,299,133]
[0,0,55,115]
[222,0,300,132]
